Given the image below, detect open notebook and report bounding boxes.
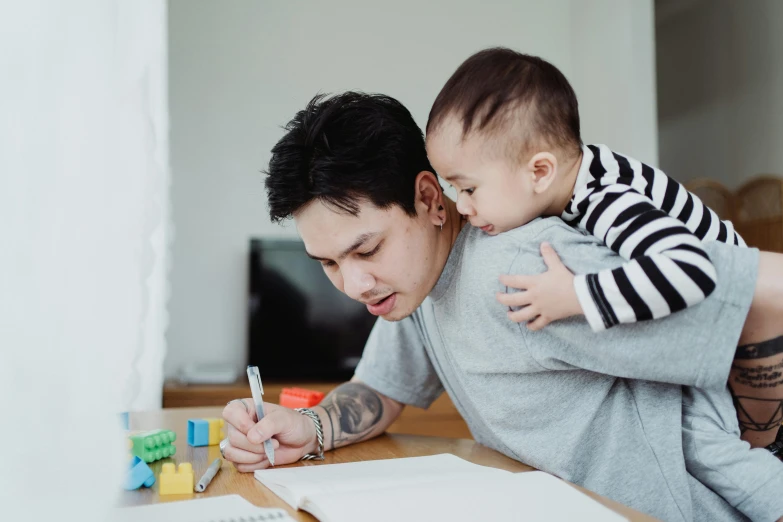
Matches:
[254,453,627,522]
[113,494,296,522]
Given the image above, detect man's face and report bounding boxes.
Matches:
[295,198,441,321]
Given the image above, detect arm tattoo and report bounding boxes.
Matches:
[319,382,384,448]
[735,336,783,360]
[730,335,783,434]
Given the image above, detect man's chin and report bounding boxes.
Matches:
[379,310,409,322]
[378,299,415,322]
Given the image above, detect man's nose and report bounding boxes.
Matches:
[343,265,376,300]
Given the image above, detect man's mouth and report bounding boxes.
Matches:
[366,293,397,316]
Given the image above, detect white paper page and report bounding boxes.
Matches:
[112,494,296,522]
[303,471,627,522]
[254,453,510,509]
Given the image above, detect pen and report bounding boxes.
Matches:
[194,458,222,492]
[247,365,275,466]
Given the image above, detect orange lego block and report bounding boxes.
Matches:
[279,387,325,409]
[158,462,194,495]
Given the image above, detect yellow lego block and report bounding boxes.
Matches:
[206,418,225,446]
[159,462,194,495]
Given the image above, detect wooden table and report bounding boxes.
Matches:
[119,407,657,521]
[163,380,472,439]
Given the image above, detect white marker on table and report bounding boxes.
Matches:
[247,365,275,466]
[195,458,222,492]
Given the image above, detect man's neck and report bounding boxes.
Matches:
[433,199,466,272]
[443,198,466,246]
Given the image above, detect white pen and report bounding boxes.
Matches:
[195,458,222,492]
[247,365,275,466]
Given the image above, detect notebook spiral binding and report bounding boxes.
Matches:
[219,511,289,522]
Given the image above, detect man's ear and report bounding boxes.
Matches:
[526,152,559,194]
[414,171,445,225]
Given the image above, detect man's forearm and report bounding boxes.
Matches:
[309,380,403,452]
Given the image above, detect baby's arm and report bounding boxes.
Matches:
[574,184,719,331]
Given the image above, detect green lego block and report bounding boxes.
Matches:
[129,429,177,463]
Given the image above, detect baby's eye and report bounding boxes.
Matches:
[461,188,475,195]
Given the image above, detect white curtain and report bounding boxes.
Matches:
[0,1,169,519]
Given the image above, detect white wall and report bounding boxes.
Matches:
[0,0,167,517]
[166,0,657,378]
[656,0,783,187]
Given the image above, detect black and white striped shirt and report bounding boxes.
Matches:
[562,144,745,332]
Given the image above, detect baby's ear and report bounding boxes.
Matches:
[527,152,558,194]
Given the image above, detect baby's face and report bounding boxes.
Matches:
[426,118,543,235]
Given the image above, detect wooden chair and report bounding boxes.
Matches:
[734,176,783,252]
[685,178,736,222]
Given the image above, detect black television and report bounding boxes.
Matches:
[247,238,377,381]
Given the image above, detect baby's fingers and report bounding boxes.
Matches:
[526,315,551,331]
[507,306,538,324]
[499,274,532,290]
[496,291,531,307]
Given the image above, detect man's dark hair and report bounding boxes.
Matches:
[426,47,582,161]
[265,92,433,223]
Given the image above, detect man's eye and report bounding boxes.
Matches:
[358,243,381,258]
[462,188,475,195]
[321,260,336,268]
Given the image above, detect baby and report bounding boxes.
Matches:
[425,46,783,521]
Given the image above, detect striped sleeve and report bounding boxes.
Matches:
[572,184,719,332]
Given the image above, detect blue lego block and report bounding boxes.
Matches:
[125,456,155,490]
[187,419,210,447]
[119,411,129,430]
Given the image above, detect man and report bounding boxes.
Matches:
[222,92,783,521]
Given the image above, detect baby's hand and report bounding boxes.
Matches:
[496,242,582,330]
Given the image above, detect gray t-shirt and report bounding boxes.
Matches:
[355,217,758,522]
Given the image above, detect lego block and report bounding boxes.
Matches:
[206,417,224,445]
[129,429,177,463]
[119,411,129,430]
[159,462,194,495]
[125,456,155,490]
[280,387,325,409]
[187,419,209,447]
[187,418,224,446]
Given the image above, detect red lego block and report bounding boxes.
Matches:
[279,387,325,409]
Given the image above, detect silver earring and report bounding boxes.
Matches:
[440,218,444,231]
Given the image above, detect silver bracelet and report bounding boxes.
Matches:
[295,407,325,461]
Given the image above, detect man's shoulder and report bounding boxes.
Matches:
[500,217,590,243]
[457,218,594,271]
[479,217,598,254]
[458,217,618,277]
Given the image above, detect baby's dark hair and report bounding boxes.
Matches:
[426,47,582,162]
